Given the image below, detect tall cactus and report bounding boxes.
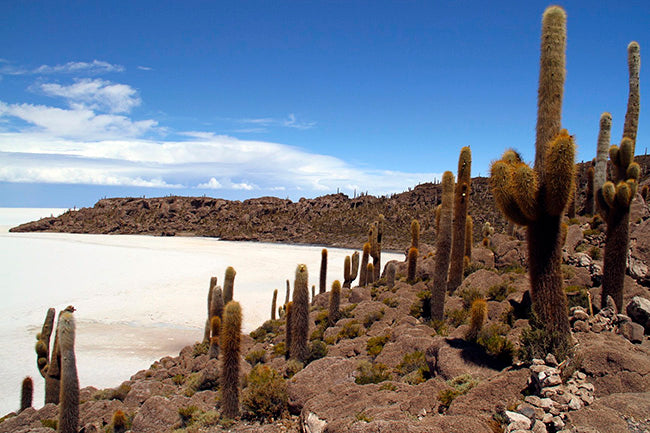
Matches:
[57,308,78,433]
[599,42,641,311]
[407,247,418,284]
[343,256,352,288]
[319,249,328,294]
[411,219,420,250]
[431,171,455,321]
[291,264,310,362]
[284,301,293,360]
[209,316,221,360]
[350,251,360,284]
[366,262,375,285]
[489,6,574,351]
[285,279,290,305]
[448,147,472,293]
[594,113,612,206]
[369,215,384,281]
[585,166,595,215]
[220,301,242,419]
[359,242,370,287]
[223,267,236,305]
[271,289,278,320]
[203,277,218,343]
[328,280,341,327]
[35,308,59,404]
[20,377,33,412]
[465,215,473,260]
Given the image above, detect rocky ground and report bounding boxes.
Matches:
[2,194,650,433]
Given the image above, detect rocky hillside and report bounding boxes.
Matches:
[12,156,650,252]
[2,211,650,433]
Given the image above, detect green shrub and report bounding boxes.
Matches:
[363,309,385,329]
[582,228,600,237]
[41,419,58,429]
[464,262,485,278]
[460,287,483,310]
[397,351,429,384]
[366,334,390,357]
[340,304,358,318]
[183,372,203,397]
[178,405,199,427]
[382,297,399,308]
[487,283,515,302]
[567,217,580,225]
[272,342,286,357]
[565,285,590,310]
[192,341,209,356]
[335,320,363,342]
[92,383,131,401]
[250,320,282,343]
[588,246,601,260]
[355,361,391,385]
[355,412,373,422]
[172,374,185,385]
[379,382,397,391]
[498,264,526,275]
[446,308,468,327]
[437,374,478,411]
[476,324,515,365]
[245,349,267,366]
[284,359,303,378]
[309,340,328,362]
[520,314,573,362]
[242,365,287,422]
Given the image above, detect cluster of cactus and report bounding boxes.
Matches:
[431,171,455,321]
[489,6,574,350]
[597,41,641,311]
[343,251,360,288]
[448,146,472,293]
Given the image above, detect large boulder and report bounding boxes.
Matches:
[130,395,180,433]
[288,357,358,410]
[568,392,650,433]
[626,296,650,332]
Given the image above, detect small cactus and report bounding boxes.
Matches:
[466,298,488,342]
[223,267,236,305]
[57,307,78,433]
[110,410,128,433]
[386,263,396,289]
[350,251,360,283]
[285,279,290,305]
[366,262,375,285]
[209,316,221,360]
[328,280,341,327]
[481,221,494,248]
[407,247,418,284]
[20,376,33,412]
[343,255,353,288]
[319,249,328,294]
[220,301,242,419]
[271,289,278,321]
[291,265,310,362]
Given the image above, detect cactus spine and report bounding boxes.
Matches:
[359,242,370,287]
[489,6,574,352]
[203,277,218,342]
[465,215,473,260]
[319,249,328,294]
[57,308,78,433]
[20,376,33,412]
[407,247,418,284]
[328,280,341,326]
[431,171,455,321]
[271,289,278,320]
[291,264,310,362]
[599,42,641,311]
[35,308,60,404]
[220,301,242,419]
[448,147,472,293]
[411,219,420,249]
[223,267,236,305]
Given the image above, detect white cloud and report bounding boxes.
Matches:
[236,114,316,131]
[0,101,157,139]
[137,66,153,71]
[33,60,124,75]
[197,177,222,189]
[37,79,141,114]
[283,113,316,130]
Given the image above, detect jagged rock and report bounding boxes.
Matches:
[130,395,180,433]
[621,321,645,344]
[457,269,503,297]
[287,357,357,411]
[471,246,495,269]
[568,392,650,433]
[626,296,650,332]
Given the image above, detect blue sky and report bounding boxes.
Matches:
[0,1,648,207]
